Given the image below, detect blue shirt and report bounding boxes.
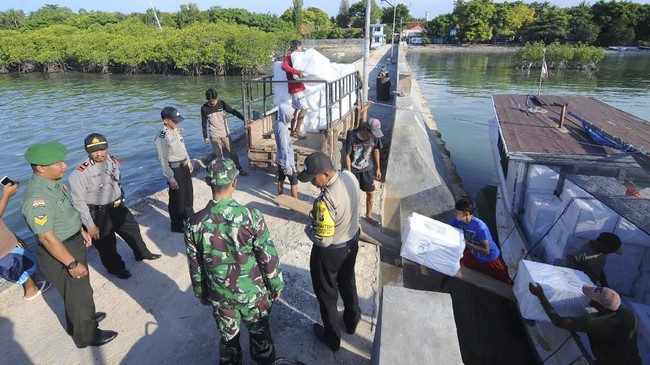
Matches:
[449,216,500,263]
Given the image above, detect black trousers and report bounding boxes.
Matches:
[169,165,194,231]
[309,234,361,346]
[37,234,98,347]
[91,204,153,273]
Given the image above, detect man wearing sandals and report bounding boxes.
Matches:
[0,180,51,300]
[281,40,308,139]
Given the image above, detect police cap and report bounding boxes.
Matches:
[84,133,109,152]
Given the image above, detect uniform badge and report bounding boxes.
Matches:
[77,161,90,171]
[99,183,104,189]
[32,199,46,208]
[159,130,166,138]
[34,215,48,226]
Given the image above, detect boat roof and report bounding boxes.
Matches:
[492,94,650,235]
[492,94,650,158]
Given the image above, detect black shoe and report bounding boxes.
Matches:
[238,170,248,176]
[67,312,107,335]
[345,316,360,335]
[136,253,162,261]
[95,312,106,323]
[76,329,118,348]
[312,323,340,351]
[109,269,132,279]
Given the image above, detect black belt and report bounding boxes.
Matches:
[169,159,189,168]
[88,198,123,211]
[62,230,82,243]
[325,230,360,249]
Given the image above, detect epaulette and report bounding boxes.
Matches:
[109,155,123,164]
[159,130,166,138]
[77,161,90,171]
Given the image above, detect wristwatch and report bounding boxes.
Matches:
[65,259,79,270]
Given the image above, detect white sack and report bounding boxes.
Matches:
[513,260,593,321]
[273,49,357,133]
[400,212,465,276]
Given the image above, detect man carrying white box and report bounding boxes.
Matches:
[529,283,641,365]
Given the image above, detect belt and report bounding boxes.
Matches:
[89,198,123,211]
[325,230,360,249]
[169,159,189,168]
[62,230,82,243]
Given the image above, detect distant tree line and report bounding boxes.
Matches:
[426,0,650,46]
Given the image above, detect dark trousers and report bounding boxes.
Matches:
[310,235,361,346]
[211,136,244,171]
[169,165,194,231]
[91,204,153,273]
[37,234,97,347]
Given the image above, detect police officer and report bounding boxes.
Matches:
[184,158,284,365]
[154,106,194,232]
[20,141,117,348]
[298,152,362,352]
[69,133,161,280]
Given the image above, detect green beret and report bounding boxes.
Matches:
[207,158,239,186]
[24,141,67,166]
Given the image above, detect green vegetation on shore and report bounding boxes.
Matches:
[516,42,606,70]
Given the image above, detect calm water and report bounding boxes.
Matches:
[1,51,647,241]
[406,51,650,199]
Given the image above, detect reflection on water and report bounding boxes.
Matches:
[407,51,650,200]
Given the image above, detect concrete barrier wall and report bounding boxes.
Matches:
[382,45,463,238]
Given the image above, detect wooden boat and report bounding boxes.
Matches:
[488,94,650,364]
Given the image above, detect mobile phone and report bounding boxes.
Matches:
[1,176,15,185]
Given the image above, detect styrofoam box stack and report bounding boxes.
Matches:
[273,48,356,133]
[615,218,650,247]
[400,212,466,276]
[556,184,618,239]
[604,243,645,296]
[513,260,593,321]
[523,192,562,244]
[628,302,650,365]
[526,165,560,194]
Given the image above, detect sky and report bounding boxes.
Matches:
[2,0,650,20]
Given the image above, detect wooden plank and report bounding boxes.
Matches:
[274,194,401,252]
[453,267,515,301]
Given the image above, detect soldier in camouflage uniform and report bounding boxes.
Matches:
[184,158,284,365]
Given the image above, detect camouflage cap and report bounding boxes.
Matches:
[24,141,67,166]
[207,158,239,186]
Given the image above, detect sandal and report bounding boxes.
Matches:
[25,280,52,301]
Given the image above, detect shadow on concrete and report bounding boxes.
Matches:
[0,316,34,364]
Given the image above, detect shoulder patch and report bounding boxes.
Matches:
[34,214,48,226]
[32,199,46,208]
[77,161,90,171]
[159,130,166,138]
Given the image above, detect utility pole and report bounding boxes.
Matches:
[362,0,371,103]
[382,0,397,64]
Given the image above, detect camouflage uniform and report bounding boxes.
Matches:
[184,159,284,365]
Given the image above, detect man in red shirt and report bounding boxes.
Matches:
[281,40,308,139]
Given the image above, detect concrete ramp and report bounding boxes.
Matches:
[372,285,463,364]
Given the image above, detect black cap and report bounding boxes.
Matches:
[298,152,334,182]
[161,106,184,123]
[84,133,108,152]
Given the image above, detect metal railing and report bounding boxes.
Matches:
[241,71,362,132]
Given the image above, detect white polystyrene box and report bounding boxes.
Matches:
[523,192,562,244]
[557,197,618,239]
[536,221,571,264]
[604,243,645,296]
[633,271,650,304]
[628,302,650,365]
[400,212,466,276]
[527,165,560,190]
[513,260,593,321]
[615,218,650,247]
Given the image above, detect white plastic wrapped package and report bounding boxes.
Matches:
[523,192,562,244]
[273,48,357,133]
[400,212,466,276]
[513,260,593,321]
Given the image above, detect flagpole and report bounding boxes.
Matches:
[537,48,547,95]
